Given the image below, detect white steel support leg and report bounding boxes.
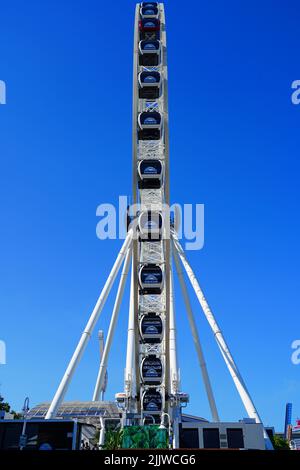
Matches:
[161,3,171,402]
[169,276,180,450]
[169,255,181,449]
[172,235,274,449]
[45,230,133,420]
[172,242,220,422]
[97,331,107,401]
[131,2,141,410]
[99,416,105,448]
[169,264,179,395]
[172,233,262,420]
[93,246,132,401]
[125,260,136,401]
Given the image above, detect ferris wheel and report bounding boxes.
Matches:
[44,2,272,450]
[125,1,179,425]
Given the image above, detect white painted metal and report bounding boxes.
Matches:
[169,264,179,395]
[173,234,274,448]
[139,292,165,313]
[160,1,171,403]
[132,3,141,406]
[132,3,140,206]
[99,331,104,361]
[172,407,180,449]
[99,416,105,448]
[169,258,182,449]
[128,2,171,421]
[172,241,220,422]
[125,260,136,400]
[140,240,164,264]
[43,3,272,450]
[97,330,107,401]
[140,188,163,209]
[45,229,133,420]
[93,246,132,401]
[137,140,165,160]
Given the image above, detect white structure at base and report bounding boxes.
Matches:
[181,420,265,450]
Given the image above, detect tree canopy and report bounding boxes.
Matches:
[0,394,22,419]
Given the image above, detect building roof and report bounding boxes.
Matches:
[27,401,208,424]
[27,401,121,424]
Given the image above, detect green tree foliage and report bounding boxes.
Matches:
[271,435,290,450]
[100,429,124,450]
[0,394,22,419]
[0,394,10,412]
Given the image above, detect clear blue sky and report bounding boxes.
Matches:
[0,0,299,432]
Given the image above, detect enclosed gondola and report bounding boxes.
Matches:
[138,159,163,189]
[142,389,163,413]
[140,312,163,343]
[141,355,163,384]
[140,6,159,19]
[139,18,160,41]
[138,111,162,140]
[138,210,163,241]
[141,1,158,8]
[139,263,164,294]
[138,71,161,100]
[138,40,161,67]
